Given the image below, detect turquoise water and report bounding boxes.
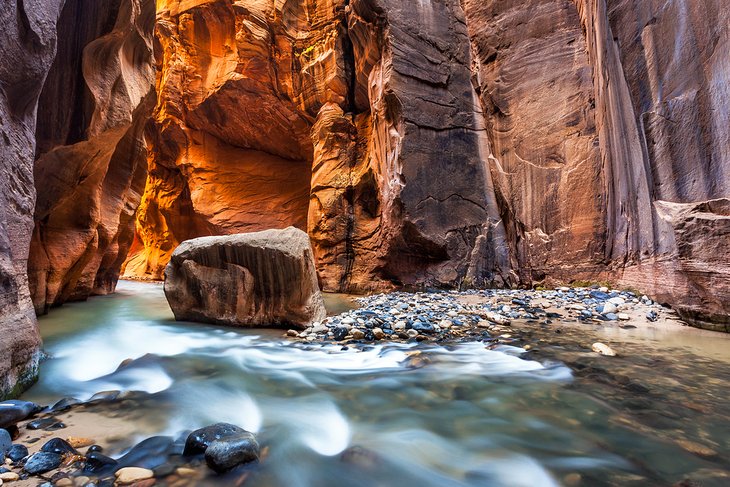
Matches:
[22,281,730,486]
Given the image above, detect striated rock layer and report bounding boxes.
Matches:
[123,0,513,293]
[164,227,326,328]
[116,0,729,329]
[0,0,65,397]
[464,0,730,330]
[28,0,156,314]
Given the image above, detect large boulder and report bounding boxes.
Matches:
[164,227,326,329]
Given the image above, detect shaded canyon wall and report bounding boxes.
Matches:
[28,0,156,314]
[0,0,65,397]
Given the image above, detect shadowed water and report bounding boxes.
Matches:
[22,281,730,486]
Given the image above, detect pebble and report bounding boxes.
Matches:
[55,478,72,487]
[286,329,298,337]
[592,342,617,357]
[372,328,385,340]
[41,438,78,456]
[406,329,419,338]
[617,313,630,321]
[114,467,154,485]
[0,472,19,481]
[351,329,365,340]
[600,302,618,315]
[67,437,95,449]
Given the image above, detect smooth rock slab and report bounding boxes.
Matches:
[164,227,326,329]
[204,433,260,473]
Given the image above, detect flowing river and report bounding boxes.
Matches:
[20,281,730,486]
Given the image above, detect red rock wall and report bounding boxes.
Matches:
[464,0,730,329]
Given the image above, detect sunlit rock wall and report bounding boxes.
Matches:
[28,0,156,314]
[0,0,64,397]
[124,0,513,292]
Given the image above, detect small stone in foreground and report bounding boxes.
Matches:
[23,452,62,474]
[115,467,154,485]
[592,342,617,357]
[204,433,260,473]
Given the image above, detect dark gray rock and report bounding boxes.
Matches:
[0,400,41,428]
[24,451,62,474]
[82,452,117,475]
[117,436,174,469]
[0,427,10,453]
[204,432,260,473]
[8,443,28,462]
[184,423,247,456]
[41,437,78,455]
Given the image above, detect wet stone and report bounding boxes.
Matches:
[184,424,246,456]
[27,417,65,431]
[49,398,82,413]
[24,452,62,474]
[41,438,78,456]
[204,432,260,473]
[7,444,28,462]
[0,401,41,428]
[0,429,10,454]
[117,436,174,470]
[82,452,117,475]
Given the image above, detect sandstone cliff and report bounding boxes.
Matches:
[4,0,727,337]
[0,0,64,397]
[28,0,156,314]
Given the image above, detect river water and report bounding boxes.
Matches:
[22,281,730,486]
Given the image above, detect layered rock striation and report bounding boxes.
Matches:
[123,0,514,293]
[0,0,65,397]
[0,0,726,342]
[27,0,156,314]
[164,227,326,328]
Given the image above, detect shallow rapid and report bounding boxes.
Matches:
[22,281,730,486]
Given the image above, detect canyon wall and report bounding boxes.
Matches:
[464,0,729,330]
[123,0,513,292]
[28,0,156,314]
[3,0,726,343]
[0,0,64,397]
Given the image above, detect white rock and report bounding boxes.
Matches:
[372,328,385,339]
[485,311,510,325]
[393,320,406,330]
[311,324,328,334]
[599,286,609,292]
[567,304,586,311]
[592,342,617,357]
[618,313,630,321]
[0,472,19,481]
[608,297,625,305]
[558,287,570,292]
[439,320,453,329]
[406,329,419,338]
[601,302,618,314]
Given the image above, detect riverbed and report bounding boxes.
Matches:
[18,281,730,486]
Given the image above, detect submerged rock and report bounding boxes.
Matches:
[592,342,617,357]
[164,227,326,329]
[204,433,260,473]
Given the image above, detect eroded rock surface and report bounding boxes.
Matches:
[0,0,65,397]
[463,0,729,328]
[164,227,326,328]
[124,0,513,294]
[28,0,156,314]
